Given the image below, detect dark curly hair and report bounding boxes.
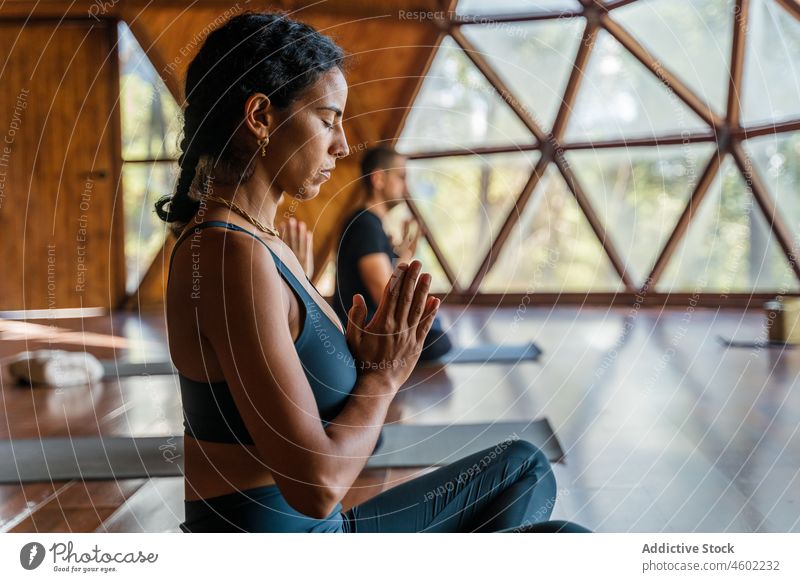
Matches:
[155,11,347,236]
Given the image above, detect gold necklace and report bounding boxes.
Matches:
[202,193,280,237]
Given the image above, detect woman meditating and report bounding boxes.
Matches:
[159,11,589,533]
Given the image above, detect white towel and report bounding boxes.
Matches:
[6,349,104,387]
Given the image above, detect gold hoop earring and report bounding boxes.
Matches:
[258,136,269,158]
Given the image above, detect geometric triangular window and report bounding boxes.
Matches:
[396,36,535,154]
[119,23,181,161]
[613,0,734,118]
[413,238,451,294]
[742,131,800,249]
[481,165,624,292]
[742,0,800,125]
[565,143,716,287]
[406,152,539,288]
[462,17,584,132]
[118,22,181,294]
[396,0,800,298]
[657,155,799,293]
[565,30,709,142]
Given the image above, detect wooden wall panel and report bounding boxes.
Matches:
[0,20,123,310]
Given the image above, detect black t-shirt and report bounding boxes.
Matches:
[332,208,398,325]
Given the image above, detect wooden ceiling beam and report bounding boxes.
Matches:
[735,118,800,140]
[775,0,800,22]
[400,130,723,159]
[442,291,797,309]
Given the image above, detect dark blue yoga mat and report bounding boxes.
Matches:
[416,341,542,367]
[0,420,562,484]
[100,360,177,377]
[366,419,562,468]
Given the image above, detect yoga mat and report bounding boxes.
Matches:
[365,419,563,468]
[0,420,562,484]
[0,436,184,483]
[415,341,542,367]
[99,342,542,378]
[100,360,177,378]
[716,335,796,349]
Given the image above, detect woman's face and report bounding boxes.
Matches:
[264,68,349,200]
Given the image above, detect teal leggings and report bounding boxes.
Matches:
[181,439,590,533]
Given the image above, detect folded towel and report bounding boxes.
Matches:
[6,349,104,387]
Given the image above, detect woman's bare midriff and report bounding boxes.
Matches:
[183,436,276,501]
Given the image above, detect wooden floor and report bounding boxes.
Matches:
[1,304,798,533]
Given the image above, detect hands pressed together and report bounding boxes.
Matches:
[280,218,439,393]
[345,259,440,393]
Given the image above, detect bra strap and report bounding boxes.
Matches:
[168,220,315,306]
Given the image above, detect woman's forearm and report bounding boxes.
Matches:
[321,372,396,499]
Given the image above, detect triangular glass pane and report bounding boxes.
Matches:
[404,152,539,288]
[742,0,800,125]
[123,161,178,294]
[565,30,709,142]
[566,143,716,286]
[461,17,583,131]
[118,22,181,161]
[613,0,734,117]
[396,36,536,153]
[413,238,451,294]
[481,165,624,292]
[657,155,799,292]
[456,0,581,15]
[743,131,800,250]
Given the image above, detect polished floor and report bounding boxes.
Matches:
[1,304,798,532]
